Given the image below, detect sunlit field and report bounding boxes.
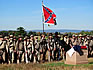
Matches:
[0,58,93,70]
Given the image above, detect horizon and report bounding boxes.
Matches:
[0,28,93,31]
[0,0,93,30]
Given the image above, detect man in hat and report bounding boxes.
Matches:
[8,35,15,63]
[47,33,55,62]
[25,35,35,63]
[16,35,24,63]
[0,35,6,63]
[53,32,61,60]
[63,34,69,45]
[24,35,28,63]
[78,34,84,46]
[29,35,35,63]
[34,36,40,63]
[24,35,33,63]
[71,36,83,56]
[4,36,9,64]
[13,36,17,63]
[39,34,47,62]
[89,36,93,57]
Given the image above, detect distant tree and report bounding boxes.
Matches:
[79,31,85,35]
[90,31,93,35]
[37,32,41,36]
[17,27,25,32]
[16,27,27,37]
[28,31,37,36]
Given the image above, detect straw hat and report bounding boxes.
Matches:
[4,36,9,39]
[79,34,82,37]
[9,35,13,38]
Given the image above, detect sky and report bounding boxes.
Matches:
[0,0,93,30]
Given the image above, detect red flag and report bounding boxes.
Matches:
[42,4,57,25]
[81,46,87,49]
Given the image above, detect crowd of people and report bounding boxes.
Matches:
[0,32,93,64]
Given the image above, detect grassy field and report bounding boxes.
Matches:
[0,58,93,70]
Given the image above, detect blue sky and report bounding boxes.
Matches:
[0,0,93,30]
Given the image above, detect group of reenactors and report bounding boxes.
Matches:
[0,32,93,64]
[0,32,62,64]
[63,34,93,57]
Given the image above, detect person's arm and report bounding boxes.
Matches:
[54,42,56,51]
[16,41,19,54]
[47,39,50,51]
[32,41,35,54]
[24,41,27,52]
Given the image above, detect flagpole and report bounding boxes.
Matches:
[42,0,44,33]
[43,21,44,33]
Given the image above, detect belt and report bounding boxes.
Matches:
[9,46,14,48]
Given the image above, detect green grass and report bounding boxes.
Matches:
[0,59,93,70]
[41,61,93,70]
[43,62,93,67]
[42,62,74,67]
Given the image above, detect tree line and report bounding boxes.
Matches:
[0,27,93,38]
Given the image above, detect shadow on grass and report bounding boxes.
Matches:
[89,62,93,64]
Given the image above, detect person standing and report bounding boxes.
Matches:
[39,34,47,62]
[13,36,17,63]
[8,35,15,64]
[34,36,40,63]
[4,36,9,64]
[54,32,61,61]
[47,33,55,62]
[0,35,6,64]
[24,36,28,63]
[16,35,24,63]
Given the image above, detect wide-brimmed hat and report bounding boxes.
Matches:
[49,33,52,36]
[68,34,72,38]
[30,35,34,37]
[79,34,82,37]
[9,35,13,38]
[24,36,28,39]
[72,34,75,37]
[55,32,58,35]
[4,36,9,39]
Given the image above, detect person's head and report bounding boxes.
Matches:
[79,34,82,38]
[72,34,75,39]
[68,34,72,38]
[24,35,28,41]
[41,34,45,39]
[49,33,52,39]
[0,35,3,40]
[19,37,22,41]
[64,36,67,39]
[9,35,13,39]
[4,36,9,40]
[55,32,58,37]
[13,36,16,40]
[18,35,22,41]
[92,37,93,40]
[27,37,30,41]
[30,35,34,40]
[64,34,68,38]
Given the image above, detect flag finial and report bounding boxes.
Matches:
[42,0,44,6]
